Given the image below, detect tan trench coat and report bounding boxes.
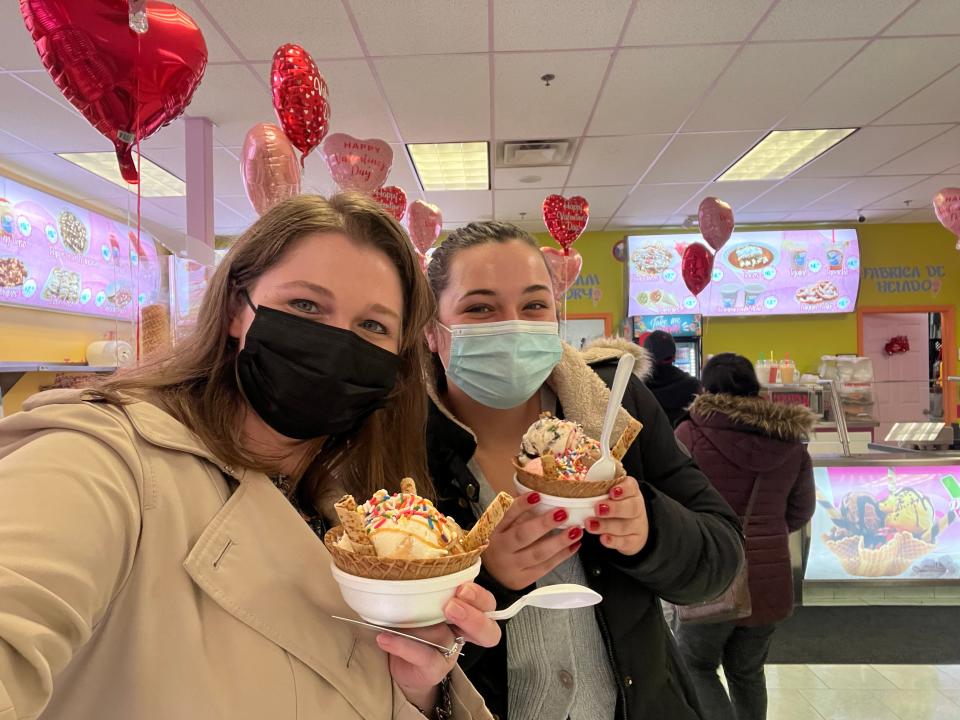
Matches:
[0,390,490,720]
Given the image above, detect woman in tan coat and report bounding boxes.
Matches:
[0,194,498,720]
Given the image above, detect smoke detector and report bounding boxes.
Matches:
[497,139,576,168]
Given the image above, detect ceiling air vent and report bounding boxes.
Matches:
[497,139,576,168]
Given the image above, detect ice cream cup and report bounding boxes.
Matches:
[743,284,764,307]
[826,249,843,270]
[515,477,605,529]
[720,284,740,308]
[330,561,482,627]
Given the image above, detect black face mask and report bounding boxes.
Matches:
[236,294,400,440]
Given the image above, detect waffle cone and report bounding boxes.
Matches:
[513,461,620,498]
[611,418,642,461]
[824,531,935,577]
[324,526,484,580]
[464,491,513,552]
[140,304,171,359]
[334,495,375,555]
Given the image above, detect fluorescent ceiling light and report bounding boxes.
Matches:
[407,142,489,191]
[57,152,186,197]
[718,129,857,181]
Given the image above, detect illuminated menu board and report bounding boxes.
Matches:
[627,229,860,317]
[0,175,160,320]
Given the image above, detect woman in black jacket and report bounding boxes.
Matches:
[423,221,743,720]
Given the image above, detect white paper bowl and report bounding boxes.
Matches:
[330,561,482,628]
[515,477,604,529]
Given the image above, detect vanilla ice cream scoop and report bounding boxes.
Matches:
[521,414,589,459]
[358,489,463,560]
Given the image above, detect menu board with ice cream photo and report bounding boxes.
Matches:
[806,465,960,581]
[627,229,860,317]
[0,175,161,320]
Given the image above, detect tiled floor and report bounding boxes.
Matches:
[756,665,960,720]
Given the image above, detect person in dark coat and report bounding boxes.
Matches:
[423,221,744,720]
[643,331,702,426]
[674,353,816,720]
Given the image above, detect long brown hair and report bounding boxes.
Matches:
[93,193,435,508]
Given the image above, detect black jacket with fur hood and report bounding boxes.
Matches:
[676,393,817,626]
[426,339,744,720]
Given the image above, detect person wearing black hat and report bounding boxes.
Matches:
[643,331,702,427]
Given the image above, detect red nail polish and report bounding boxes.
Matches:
[598,503,610,516]
[527,492,541,505]
[568,527,582,541]
[588,519,600,532]
[553,509,569,523]
[611,486,624,499]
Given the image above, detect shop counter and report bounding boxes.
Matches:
[0,362,115,413]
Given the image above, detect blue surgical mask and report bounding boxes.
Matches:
[440,320,563,409]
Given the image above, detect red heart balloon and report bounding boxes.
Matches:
[271,43,330,166]
[321,133,393,195]
[407,200,442,254]
[698,197,735,251]
[933,188,960,247]
[682,243,714,297]
[372,186,407,222]
[542,194,589,252]
[541,246,583,298]
[20,0,208,184]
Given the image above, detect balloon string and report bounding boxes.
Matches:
[134,31,142,363]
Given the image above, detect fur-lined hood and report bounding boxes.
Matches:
[688,393,818,443]
[581,337,652,380]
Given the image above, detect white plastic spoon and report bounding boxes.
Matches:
[485,584,602,621]
[585,353,636,482]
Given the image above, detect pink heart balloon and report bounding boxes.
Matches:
[320,133,393,194]
[682,243,714,297]
[241,123,301,215]
[933,188,960,246]
[372,185,407,222]
[408,200,442,253]
[541,246,583,298]
[542,194,589,252]
[698,197,735,252]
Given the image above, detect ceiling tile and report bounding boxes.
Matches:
[795,125,953,178]
[493,0,632,51]
[212,147,246,198]
[215,197,256,229]
[609,215,670,229]
[866,173,960,210]
[174,0,242,62]
[869,126,960,175]
[884,0,960,35]
[784,37,960,127]
[494,166,570,189]
[351,0,487,55]
[642,132,763,184]
[753,0,913,41]
[892,208,938,223]
[622,0,770,45]
[677,181,778,215]
[0,2,47,71]
[783,209,862,223]
[618,183,703,217]
[802,176,925,211]
[375,55,489,142]
[590,46,736,135]
[198,0,362,62]
[0,131,42,154]
[318,60,398,139]
[495,188,561,220]
[734,212,792,224]
[564,186,632,217]
[743,178,852,212]
[186,65,274,147]
[423,191,492,222]
[495,51,609,139]
[0,154,132,205]
[566,134,670,186]
[685,41,861,132]
[875,66,960,125]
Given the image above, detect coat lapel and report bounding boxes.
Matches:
[183,475,393,720]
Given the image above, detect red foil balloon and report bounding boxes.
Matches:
[698,197,735,252]
[541,246,583,298]
[372,185,407,222]
[682,243,714,297]
[933,187,960,250]
[20,0,208,184]
[407,200,442,254]
[241,123,301,216]
[271,43,330,166]
[542,194,589,253]
[321,133,393,195]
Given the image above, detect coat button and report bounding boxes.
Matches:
[458,497,469,508]
[466,483,477,499]
[591,567,602,577]
[559,670,574,689]
[624,675,633,687]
